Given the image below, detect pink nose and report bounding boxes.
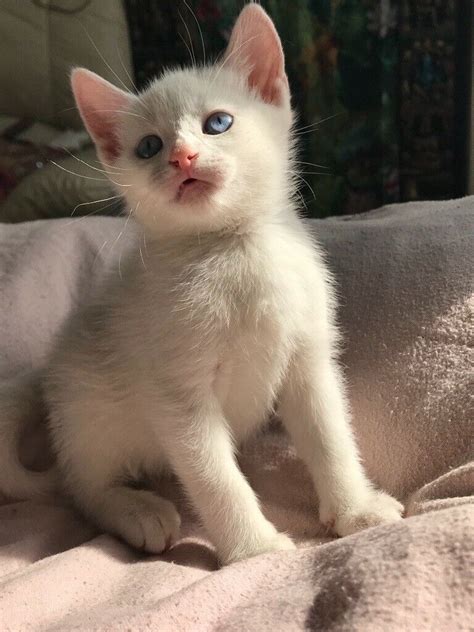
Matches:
[169,146,199,170]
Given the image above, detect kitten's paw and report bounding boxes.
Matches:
[223,531,295,565]
[114,491,181,554]
[324,491,404,538]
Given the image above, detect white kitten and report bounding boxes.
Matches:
[2,4,402,564]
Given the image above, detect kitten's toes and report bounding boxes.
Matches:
[223,531,296,565]
[115,492,181,554]
[329,491,404,538]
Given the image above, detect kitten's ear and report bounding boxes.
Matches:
[71,68,134,162]
[223,4,289,108]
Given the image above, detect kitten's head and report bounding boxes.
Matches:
[72,4,294,235]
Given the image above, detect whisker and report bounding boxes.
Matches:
[92,239,109,270]
[56,105,79,115]
[184,0,206,65]
[293,112,342,136]
[117,205,138,280]
[295,128,329,137]
[78,20,133,94]
[179,32,195,67]
[293,112,342,134]
[292,173,316,200]
[109,212,131,279]
[88,156,133,172]
[139,242,147,271]
[71,194,122,216]
[94,109,149,122]
[295,190,308,211]
[92,239,110,269]
[115,43,139,94]
[209,35,259,90]
[178,10,196,67]
[65,198,120,226]
[50,161,132,188]
[50,161,109,182]
[295,160,330,170]
[294,171,332,176]
[60,148,124,177]
[113,45,156,119]
[142,230,149,259]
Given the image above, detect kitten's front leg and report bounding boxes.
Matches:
[279,345,403,536]
[163,400,294,565]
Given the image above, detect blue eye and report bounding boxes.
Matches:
[203,112,233,135]
[135,135,163,159]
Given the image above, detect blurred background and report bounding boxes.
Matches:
[0,0,472,222]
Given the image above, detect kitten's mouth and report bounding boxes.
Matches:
[176,177,215,203]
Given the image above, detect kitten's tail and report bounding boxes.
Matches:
[0,372,56,500]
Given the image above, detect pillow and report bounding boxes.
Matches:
[0,146,120,223]
[0,0,133,129]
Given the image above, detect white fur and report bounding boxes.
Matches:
[1,5,403,564]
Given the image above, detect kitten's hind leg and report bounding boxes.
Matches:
[48,398,181,553]
[78,485,181,553]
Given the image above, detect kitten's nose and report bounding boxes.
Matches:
[169,146,199,170]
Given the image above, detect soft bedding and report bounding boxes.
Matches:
[0,198,472,631]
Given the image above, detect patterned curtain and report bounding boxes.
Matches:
[124,1,461,218]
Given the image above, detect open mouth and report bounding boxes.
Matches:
[176,177,214,202]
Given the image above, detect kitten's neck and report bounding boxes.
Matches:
[142,192,297,245]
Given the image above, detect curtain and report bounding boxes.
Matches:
[124,1,462,218]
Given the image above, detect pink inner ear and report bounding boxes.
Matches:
[71,69,133,162]
[224,5,288,106]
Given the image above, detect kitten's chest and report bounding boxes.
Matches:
[205,244,300,435]
[216,307,292,432]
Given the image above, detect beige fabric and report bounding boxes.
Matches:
[0,0,133,129]
[0,147,118,223]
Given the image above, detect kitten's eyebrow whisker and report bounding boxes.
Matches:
[114,44,154,119]
[183,0,206,65]
[115,43,139,94]
[78,20,133,95]
[94,109,149,122]
[208,35,259,92]
[179,32,195,68]
[178,10,196,67]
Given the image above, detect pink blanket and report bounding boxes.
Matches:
[0,198,472,631]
